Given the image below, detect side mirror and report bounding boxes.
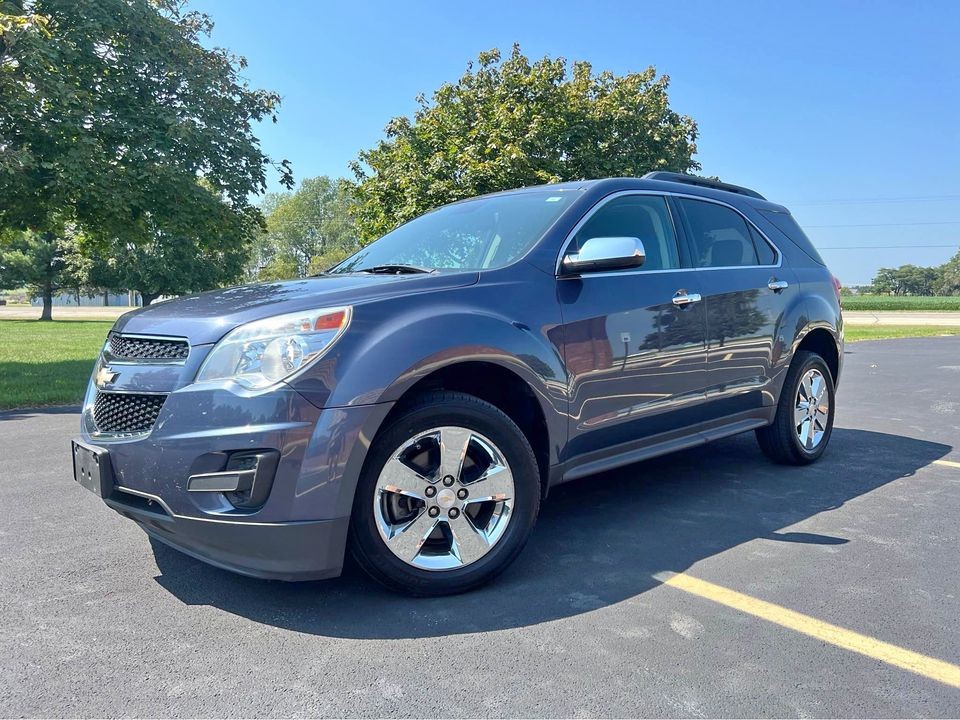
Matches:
[561,236,646,275]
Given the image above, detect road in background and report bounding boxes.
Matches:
[0,306,135,321]
[2,338,959,716]
[843,310,960,326]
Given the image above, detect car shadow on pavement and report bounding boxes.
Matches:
[150,427,950,639]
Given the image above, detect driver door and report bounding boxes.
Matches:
[556,193,709,461]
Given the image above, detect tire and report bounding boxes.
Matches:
[756,350,836,465]
[348,391,541,596]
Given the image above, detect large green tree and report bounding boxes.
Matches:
[253,176,357,280]
[350,45,699,241]
[0,0,292,317]
[870,264,942,296]
[935,250,960,296]
[82,187,260,305]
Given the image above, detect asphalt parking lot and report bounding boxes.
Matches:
[2,338,959,718]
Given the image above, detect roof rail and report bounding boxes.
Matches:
[642,171,766,200]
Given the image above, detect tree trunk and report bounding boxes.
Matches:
[140,291,158,306]
[40,281,53,321]
[103,290,109,306]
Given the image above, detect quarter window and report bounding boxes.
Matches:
[678,198,761,268]
[750,226,778,265]
[573,195,680,271]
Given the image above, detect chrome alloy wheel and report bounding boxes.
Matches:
[373,426,515,570]
[795,368,830,450]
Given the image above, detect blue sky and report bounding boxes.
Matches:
[193,0,959,285]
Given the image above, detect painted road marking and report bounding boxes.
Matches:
[933,459,960,470]
[659,572,960,689]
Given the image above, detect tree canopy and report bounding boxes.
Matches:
[0,0,291,316]
[252,176,357,280]
[350,45,699,241]
[867,258,960,296]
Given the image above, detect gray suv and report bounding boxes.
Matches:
[72,172,843,595]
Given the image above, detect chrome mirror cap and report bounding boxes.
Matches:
[560,236,646,275]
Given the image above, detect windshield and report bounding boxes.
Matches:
[331,190,576,273]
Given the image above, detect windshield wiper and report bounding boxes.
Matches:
[358,264,434,274]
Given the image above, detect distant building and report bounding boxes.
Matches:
[31,291,142,307]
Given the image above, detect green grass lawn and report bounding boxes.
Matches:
[845,325,958,342]
[0,320,111,410]
[842,295,960,311]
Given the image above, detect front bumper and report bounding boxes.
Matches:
[106,488,349,580]
[78,375,391,580]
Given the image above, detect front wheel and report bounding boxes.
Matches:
[756,350,836,465]
[348,391,541,596]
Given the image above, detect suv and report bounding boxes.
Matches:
[72,173,842,595]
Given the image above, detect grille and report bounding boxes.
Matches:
[93,391,167,434]
[109,334,189,361]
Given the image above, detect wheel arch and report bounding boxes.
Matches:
[377,360,554,498]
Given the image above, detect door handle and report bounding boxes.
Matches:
[768,279,789,292]
[672,291,702,306]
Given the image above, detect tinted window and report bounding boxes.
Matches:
[758,208,825,265]
[332,190,576,273]
[573,195,680,271]
[750,226,778,265]
[679,198,760,268]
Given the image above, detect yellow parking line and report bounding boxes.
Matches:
[933,459,960,470]
[660,572,960,689]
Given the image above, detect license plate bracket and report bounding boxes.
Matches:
[72,440,114,498]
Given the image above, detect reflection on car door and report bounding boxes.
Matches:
[554,194,708,461]
[674,197,797,414]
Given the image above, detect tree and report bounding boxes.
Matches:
[254,176,357,280]
[350,45,699,241]
[869,264,941,296]
[0,0,292,317]
[0,226,74,319]
[935,250,960,296]
[83,192,259,305]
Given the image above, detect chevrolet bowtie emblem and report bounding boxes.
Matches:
[96,367,118,387]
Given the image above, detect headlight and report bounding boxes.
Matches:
[195,306,352,389]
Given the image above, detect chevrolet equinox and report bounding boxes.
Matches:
[72,172,843,595]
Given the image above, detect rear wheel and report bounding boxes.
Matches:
[756,350,835,465]
[348,391,540,595]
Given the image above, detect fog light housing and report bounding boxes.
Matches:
[224,450,279,509]
[187,450,279,510]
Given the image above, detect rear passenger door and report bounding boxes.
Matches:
[673,196,797,414]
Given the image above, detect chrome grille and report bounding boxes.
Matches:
[93,391,167,434]
[109,333,189,361]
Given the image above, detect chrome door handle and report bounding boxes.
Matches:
[672,292,702,306]
[768,279,789,292]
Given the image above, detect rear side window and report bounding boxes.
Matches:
[677,198,760,268]
[574,195,680,271]
[758,209,825,265]
[750,226,778,265]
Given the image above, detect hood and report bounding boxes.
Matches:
[114,271,480,345]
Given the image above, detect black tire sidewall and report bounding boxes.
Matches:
[349,394,540,595]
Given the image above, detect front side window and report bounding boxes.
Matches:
[572,195,680,271]
[331,191,576,273]
[679,198,761,268]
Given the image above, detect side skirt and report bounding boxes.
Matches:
[549,407,775,488]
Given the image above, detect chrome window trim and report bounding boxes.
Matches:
[555,189,783,277]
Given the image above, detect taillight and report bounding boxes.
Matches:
[831,275,842,302]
